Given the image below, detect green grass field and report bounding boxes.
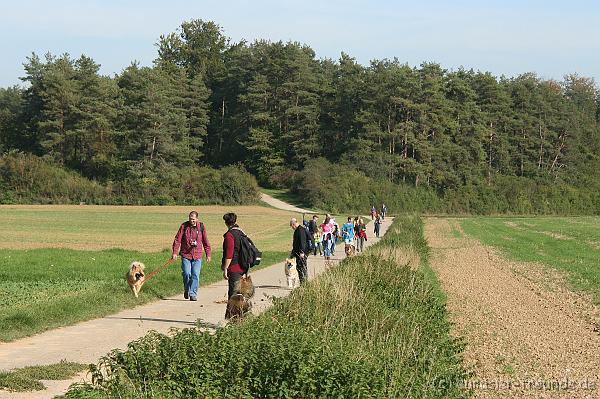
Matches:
[458,216,600,304]
[0,205,296,341]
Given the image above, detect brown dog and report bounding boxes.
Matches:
[344,243,356,257]
[126,261,145,297]
[225,274,255,320]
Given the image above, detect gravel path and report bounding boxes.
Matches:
[0,206,391,398]
[426,218,600,399]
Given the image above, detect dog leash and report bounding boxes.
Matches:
[144,258,174,282]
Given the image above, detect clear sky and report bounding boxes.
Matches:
[1,0,599,87]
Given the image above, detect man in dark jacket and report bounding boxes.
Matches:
[172,211,211,301]
[290,218,309,284]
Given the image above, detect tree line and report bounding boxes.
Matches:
[1,19,599,212]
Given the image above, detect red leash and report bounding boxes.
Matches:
[144,258,174,282]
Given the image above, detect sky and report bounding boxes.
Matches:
[1,0,599,87]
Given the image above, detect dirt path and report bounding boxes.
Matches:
[0,211,392,398]
[260,192,312,214]
[426,218,600,399]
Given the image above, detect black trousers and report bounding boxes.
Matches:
[295,255,308,284]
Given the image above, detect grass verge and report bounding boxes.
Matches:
[0,249,288,341]
[0,361,86,392]
[61,216,469,399]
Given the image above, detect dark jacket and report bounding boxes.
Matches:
[222,225,244,273]
[308,219,318,234]
[292,226,308,256]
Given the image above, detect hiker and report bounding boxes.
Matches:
[221,212,246,300]
[342,216,355,255]
[314,227,323,256]
[356,217,367,252]
[172,211,211,301]
[370,205,377,220]
[320,215,334,261]
[330,217,340,255]
[381,203,387,220]
[310,215,323,256]
[374,214,382,238]
[290,218,309,284]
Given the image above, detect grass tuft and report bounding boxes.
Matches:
[0,361,87,392]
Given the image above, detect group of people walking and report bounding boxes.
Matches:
[305,206,387,259]
[170,205,388,309]
[171,211,255,305]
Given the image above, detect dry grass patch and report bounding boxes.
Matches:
[373,246,421,270]
[0,205,298,252]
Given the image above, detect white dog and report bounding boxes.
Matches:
[284,257,299,289]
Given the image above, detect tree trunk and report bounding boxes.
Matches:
[487,122,493,185]
[538,123,544,170]
[219,98,225,153]
[549,131,567,174]
[520,128,525,176]
[150,136,156,160]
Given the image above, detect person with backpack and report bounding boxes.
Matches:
[290,218,310,284]
[172,211,212,301]
[221,212,259,300]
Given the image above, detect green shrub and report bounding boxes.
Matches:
[0,153,260,205]
[296,158,444,214]
[0,152,107,204]
[295,158,600,215]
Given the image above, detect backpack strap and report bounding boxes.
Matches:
[229,226,251,275]
[230,226,243,235]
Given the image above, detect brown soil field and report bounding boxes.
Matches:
[426,218,600,399]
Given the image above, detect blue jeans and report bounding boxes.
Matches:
[322,238,332,257]
[181,257,202,298]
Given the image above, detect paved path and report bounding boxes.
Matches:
[260,192,312,214]
[0,207,391,398]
